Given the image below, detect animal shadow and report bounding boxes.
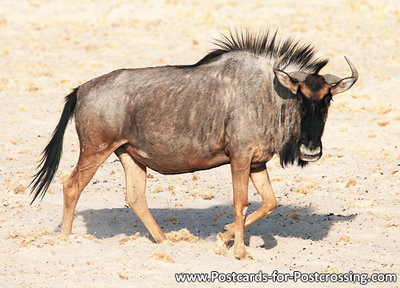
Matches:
[73,203,356,250]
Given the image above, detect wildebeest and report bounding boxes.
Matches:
[31,30,358,259]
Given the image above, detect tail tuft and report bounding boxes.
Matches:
[30,88,78,204]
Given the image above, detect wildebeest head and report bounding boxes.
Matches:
[274,55,358,163]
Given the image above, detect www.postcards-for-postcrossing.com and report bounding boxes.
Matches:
[175,270,398,285]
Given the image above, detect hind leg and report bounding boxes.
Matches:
[115,146,166,243]
[61,146,117,236]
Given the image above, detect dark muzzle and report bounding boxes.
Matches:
[299,143,322,162]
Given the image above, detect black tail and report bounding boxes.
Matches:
[30,88,78,204]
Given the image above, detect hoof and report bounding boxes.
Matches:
[234,245,253,260]
[235,252,253,260]
[155,235,168,244]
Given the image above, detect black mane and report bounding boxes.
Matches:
[179,29,328,73]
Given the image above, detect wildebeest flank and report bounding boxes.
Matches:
[31,30,358,259]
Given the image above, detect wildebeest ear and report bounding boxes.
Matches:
[324,56,358,96]
[329,77,357,95]
[273,53,309,94]
[274,70,299,94]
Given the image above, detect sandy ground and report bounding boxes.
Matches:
[1,0,400,287]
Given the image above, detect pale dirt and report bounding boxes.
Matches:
[1,0,400,287]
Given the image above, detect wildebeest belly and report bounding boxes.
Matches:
[124,142,230,174]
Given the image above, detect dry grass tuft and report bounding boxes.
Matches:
[292,183,317,195]
[152,253,174,263]
[163,217,178,223]
[338,235,351,243]
[8,182,26,194]
[8,227,49,247]
[213,246,228,256]
[188,189,214,200]
[152,185,163,193]
[166,228,201,243]
[345,179,357,188]
[119,232,140,245]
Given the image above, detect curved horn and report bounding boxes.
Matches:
[344,56,358,81]
[325,56,359,96]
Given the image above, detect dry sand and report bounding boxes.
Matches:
[1,0,399,287]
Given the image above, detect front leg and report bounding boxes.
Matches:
[229,156,252,260]
[218,165,276,246]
